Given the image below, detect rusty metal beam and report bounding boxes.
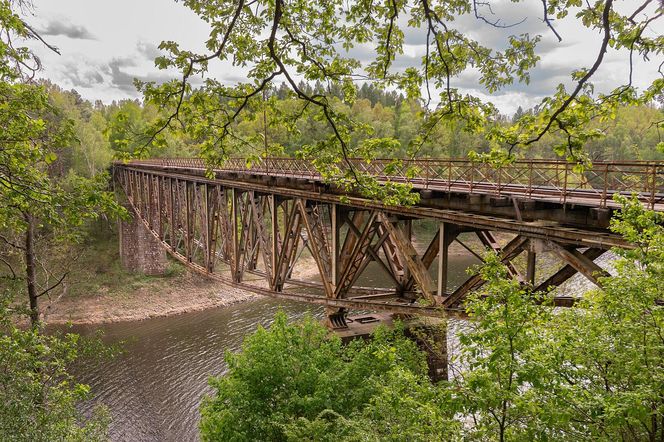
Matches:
[378,212,436,304]
[476,231,522,281]
[547,242,610,288]
[443,235,528,308]
[249,191,273,279]
[526,248,536,285]
[343,217,400,287]
[535,248,606,292]
[297,199,334,297]
[117,164,630,249]
[272,199,302,291]
[113,162,647,319]
[330,203,339,287]
[335,211,379,299]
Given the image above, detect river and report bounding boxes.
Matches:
[70,249,601,441]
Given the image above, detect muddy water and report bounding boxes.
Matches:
[71,249,602,442]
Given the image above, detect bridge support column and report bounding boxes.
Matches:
[119,205,167,275]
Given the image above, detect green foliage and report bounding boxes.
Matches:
[0,297,110,441]
[200,312,458,441]
[128,0,662,201]
[0,5,120,440]
[450,197,664,441]
[539,195,664,440]
[452,254,553,441]
[0,1,126,325]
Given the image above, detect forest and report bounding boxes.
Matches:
[35,80,664,173]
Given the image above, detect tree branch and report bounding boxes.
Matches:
[519,0,614,148]
[36,271,69,298]
[540,0,563,42]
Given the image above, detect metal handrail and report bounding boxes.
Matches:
[115,157,664,210]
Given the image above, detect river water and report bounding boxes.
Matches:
[70,249,601,442]
[72,298,320,441]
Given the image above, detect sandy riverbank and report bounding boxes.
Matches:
[42,255,324,326]
[42,275,257,325]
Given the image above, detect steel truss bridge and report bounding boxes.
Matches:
[113,158,664,326]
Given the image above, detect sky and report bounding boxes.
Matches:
[25,0,662,116]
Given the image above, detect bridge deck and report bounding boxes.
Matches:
[125,157,664,212]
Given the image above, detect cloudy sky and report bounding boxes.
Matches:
[26,0,661,115]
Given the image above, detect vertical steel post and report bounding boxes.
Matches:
[601,163,608,208]
[231,188,240,282]
[269,194,278,281]
[168,178,178,251]
[331,203,339,288]
[526,248,536,285]
[437,223,448,298]
[157,176,164,240]
[185,182,193,262]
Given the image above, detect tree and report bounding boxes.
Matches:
[199,312,458,441]
[0,295,110,441]
[444,196,664,441]
[199,196,663,440]
[0,3,118,440]
[0,0,124,327]
[449,253,553,441]
[532,196,664,440]
[134,0,662,201]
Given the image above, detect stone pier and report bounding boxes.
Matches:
[119,206,167,275]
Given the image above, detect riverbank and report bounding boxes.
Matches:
[43,274,257,325]
[41,228,320,325]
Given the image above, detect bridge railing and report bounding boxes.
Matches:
[120,157,664,209]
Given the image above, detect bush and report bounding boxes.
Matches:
[200,312,458,441]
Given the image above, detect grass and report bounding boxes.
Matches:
[67,224,186,300]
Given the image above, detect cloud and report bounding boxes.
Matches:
[59,62,104,88]
[39,19,96,40]
[136,41,161,61]
[103,57,179,94]
[103,57,142,93]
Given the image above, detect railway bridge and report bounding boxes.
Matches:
[113,158,664,327]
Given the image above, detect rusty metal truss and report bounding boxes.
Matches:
[113,158,664,325]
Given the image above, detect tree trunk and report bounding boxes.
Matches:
[24,212,39,327]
